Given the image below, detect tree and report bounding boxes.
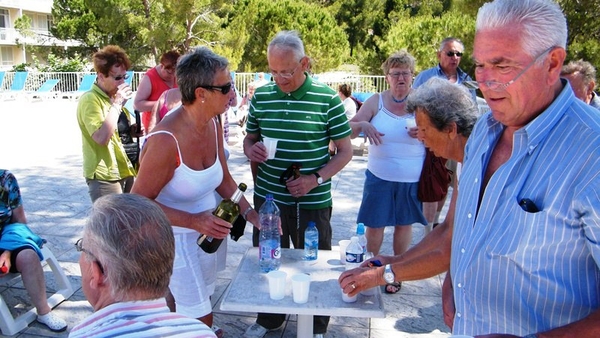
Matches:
[220,0,349,72]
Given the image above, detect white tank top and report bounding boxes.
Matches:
[149,120,223,234]
[367,94,425,182]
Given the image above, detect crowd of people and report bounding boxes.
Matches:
[4,0,598,337]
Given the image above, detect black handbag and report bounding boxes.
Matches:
[117,110,139,166]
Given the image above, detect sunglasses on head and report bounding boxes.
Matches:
[446,51,463,57]
[199,82,232,95]
[111,73,130,81]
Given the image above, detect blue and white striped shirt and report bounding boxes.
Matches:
[451,81,600,336]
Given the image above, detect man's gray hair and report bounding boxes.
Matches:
[84,194,175,301]
[562,60,597,88]
[407,77,479,137]
[268,30,306,62]
[177,47,229,105]
[438,37,464,52]
[476,0,567,58]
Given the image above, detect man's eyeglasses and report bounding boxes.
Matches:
[111,73,130,81]
[75,238,105,274]
[467,46,555,92]
[388,72,412,79]
[446,51,463,57]
[270,64,301,80]
[199,82,232,95]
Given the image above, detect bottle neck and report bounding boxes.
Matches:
[231,189,244,203]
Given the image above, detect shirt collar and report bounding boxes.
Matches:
[272,72,312,99]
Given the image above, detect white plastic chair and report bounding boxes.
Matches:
[0,246,74,336]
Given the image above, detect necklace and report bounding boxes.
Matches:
[391,95,409,103]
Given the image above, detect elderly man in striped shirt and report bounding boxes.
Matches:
[243,30,353,338]
[447,0,600,337]
[70,194,216,338]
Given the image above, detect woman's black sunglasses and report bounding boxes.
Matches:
[199,83,232,95]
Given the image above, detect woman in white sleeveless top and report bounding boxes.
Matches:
[131,47,259,337]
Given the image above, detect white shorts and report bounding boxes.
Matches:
[170,231,217,318]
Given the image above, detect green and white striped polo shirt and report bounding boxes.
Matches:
[247,74,351,209]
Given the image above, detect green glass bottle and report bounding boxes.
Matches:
[197,183,247,253]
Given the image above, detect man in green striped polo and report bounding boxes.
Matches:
[243,30,353,338]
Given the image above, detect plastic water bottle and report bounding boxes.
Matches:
[356,222,367,254]
[259,194,281,273]
[304,221,318,261]
[345,236,364,269]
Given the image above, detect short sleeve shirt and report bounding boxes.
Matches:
[0,170,22,228]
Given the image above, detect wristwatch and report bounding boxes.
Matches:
[383,264,395,284]
[313,172,323,185]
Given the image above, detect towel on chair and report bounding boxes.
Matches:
[0,223,44,260]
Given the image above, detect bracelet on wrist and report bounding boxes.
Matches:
[241,206,253,220]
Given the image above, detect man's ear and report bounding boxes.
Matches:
[587,80,596,97]
[88,260,106,289]
[546,47,567,86]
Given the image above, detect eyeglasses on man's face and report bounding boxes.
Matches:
[270,64,301,80]
[468,46,555,92]
[388,71,412,79]
[111,73,130,81]
[446,51,463,57]
[75,238,105,274]
[199,82,232,95]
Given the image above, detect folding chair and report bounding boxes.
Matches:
[68,74,96,100]
[0,245,74,336]
[2,72,28,100]
[27,79,61,101]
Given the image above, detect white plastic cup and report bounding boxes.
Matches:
[338,240,351,265]
[405,117,416,129]
[341,287,357,303]
[263,137,278,159]
[291,273,311,304]
[266,270,287,300]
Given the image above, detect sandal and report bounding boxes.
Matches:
[385,282,402,294]
[212,325,224,338]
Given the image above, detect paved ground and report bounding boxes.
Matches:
[0,99,452,337]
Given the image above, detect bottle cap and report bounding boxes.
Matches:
[308,221,316,228]
[238,183,247,192]
[356,223,365,235]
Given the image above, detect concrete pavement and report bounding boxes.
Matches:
[0,99,451,337]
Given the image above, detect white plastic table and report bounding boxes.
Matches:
[220,247,385,338]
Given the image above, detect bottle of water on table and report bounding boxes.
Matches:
[259,194,281,273]
[345,236,364,269]
[356,222,367,254]
[304,221,318,261]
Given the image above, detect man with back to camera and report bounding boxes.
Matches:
[69,193,216,338]
[243,30,352,338]
[561,59,600,110]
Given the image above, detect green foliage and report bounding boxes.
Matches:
[222,0,349,72]
[11,63,31,72]
[47,0,600,75]
[36,54,88,72]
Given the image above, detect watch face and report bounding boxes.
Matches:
[317,177,323,184]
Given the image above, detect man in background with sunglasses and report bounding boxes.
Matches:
[413,37,476,100]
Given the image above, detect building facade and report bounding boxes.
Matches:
[0,0,76,70]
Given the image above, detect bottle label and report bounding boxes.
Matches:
[345,252,364,264]
[260,242,281,259]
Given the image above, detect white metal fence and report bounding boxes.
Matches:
[0,71,387,97]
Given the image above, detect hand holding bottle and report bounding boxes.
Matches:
[191,210,232,240]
